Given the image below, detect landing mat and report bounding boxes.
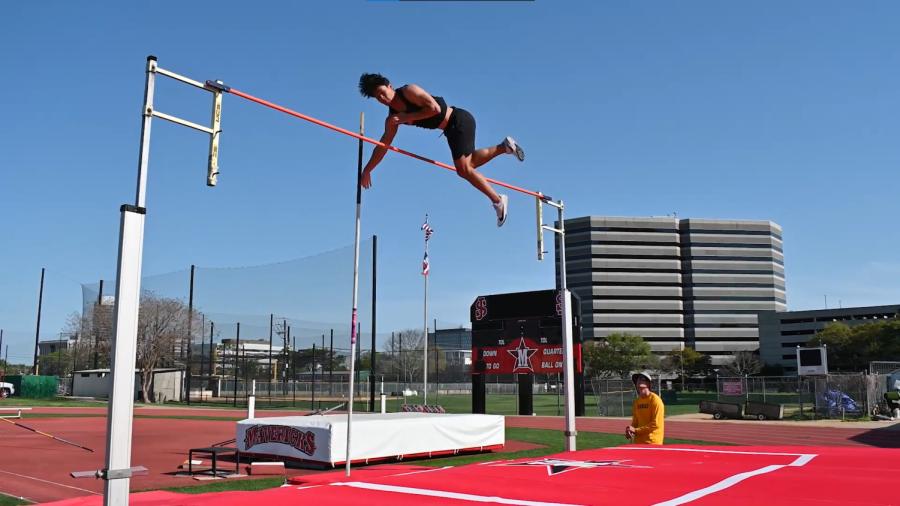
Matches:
[35,445,898,506]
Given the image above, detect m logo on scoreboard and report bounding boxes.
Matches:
[474,297,488,321]
[508,338,538,372]
[243,424,316,456]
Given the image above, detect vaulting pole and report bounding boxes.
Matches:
[345,112,364,477]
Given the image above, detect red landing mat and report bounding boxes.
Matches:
[36,445,898,506]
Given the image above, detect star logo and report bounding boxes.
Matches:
[488,458,651,476]
[507,338,538,372]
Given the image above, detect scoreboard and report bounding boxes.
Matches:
[470,290,583,375]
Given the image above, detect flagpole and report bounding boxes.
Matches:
[422,214,429,406]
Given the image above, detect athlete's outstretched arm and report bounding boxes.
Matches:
[361,118,398,188]
[395,84,441,122]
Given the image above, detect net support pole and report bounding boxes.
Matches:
[536,194,575,451]
[346,112,364,477]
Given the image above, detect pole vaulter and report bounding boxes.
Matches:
[98,55,576,506]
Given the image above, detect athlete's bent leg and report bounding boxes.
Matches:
[454,156,500,203]
[471,145,506,168]
[472,137,525,168]
[446,108,508,226]
[454,157,508,227]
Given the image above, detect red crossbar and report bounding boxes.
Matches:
[221,85,549,201]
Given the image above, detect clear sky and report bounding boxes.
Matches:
[2,1,899,364]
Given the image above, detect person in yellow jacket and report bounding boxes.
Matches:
[625,371,665,445]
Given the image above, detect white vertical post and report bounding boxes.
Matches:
[556,201,577,452]
[103,55,156,506]
[247,379,256,419]
[345,112,364,477]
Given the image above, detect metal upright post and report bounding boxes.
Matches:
[536,193,575,451]
[32,268,45,374]
[101,55,155,506]
[423,215,429,406]
[234,323,240,407]
[186,265,194,404]
[93,280,103,369]
[268,314,273,404]
[370,235,377,412]
[556,201,577,452]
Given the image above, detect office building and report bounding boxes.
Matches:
[556,216,784,364]
[758,304,900,374]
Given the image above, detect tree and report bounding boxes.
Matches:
[661,346,712,380]
[381,328,427,383]
[84,290,203,402]
[808,320,900,372]
[582,333,654,379]
[719,351,762,377]
[133,291,204,402]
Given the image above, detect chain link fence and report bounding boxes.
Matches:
[716,374,878,419]
[590,377,663,417]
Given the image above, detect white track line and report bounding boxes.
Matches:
[0,469,101,495]
[333,482,588,506]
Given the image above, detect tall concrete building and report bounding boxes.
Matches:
[556,216,785,365]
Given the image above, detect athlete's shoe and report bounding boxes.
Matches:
[494,195,508,227]
[503,137,525,162]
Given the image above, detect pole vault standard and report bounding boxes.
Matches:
[102,57,575,506]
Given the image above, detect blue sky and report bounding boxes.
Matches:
[2,2,899,364]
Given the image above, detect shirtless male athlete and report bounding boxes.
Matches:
[358,72,525,227]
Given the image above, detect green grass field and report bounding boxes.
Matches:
[0,493,31,506]
[0,397,108,408]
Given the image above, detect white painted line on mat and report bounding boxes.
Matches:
[651,464,787,506]
[0,469,101,495]
[616,446,817,458]
[333,482,588,506]
[638,447,818,505]
[388,466,453,477]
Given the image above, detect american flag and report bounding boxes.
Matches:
[422,216,433,276]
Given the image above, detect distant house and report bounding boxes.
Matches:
[72,368,183,402]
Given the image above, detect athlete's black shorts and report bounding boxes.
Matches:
[443,107,476,161]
